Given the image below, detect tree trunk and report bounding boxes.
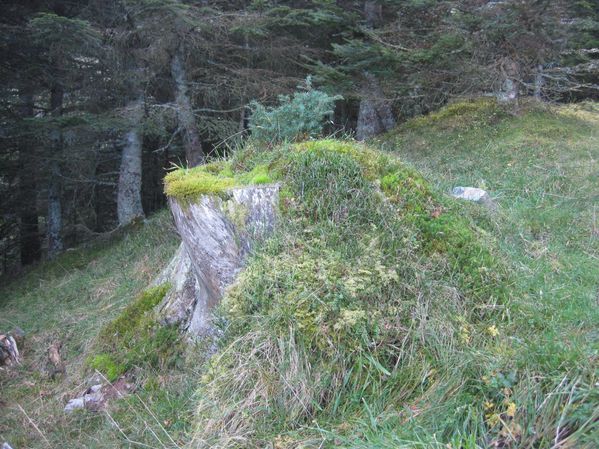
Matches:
[171,50,205,167]
[356,72,396,140]
[47,84,63,258]
[364,1,383,28]
[18,91,41,265]
[117,99,145,226]
[497,58,520,104]
[534,64,544,100]
[156,184,280,337]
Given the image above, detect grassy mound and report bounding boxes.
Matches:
[175,139,516,448]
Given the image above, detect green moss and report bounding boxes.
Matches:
[403,97,506,131]
[88,354,125,382]
[250,173,271,184]
[164,168,236,202]
[90,284,183,378]
[294,139,397,180]
[100,284,171,342]
[164,160,277,202]
[235,163,274,185]
[379,164,507,303]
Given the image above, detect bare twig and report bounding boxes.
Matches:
[16,404,51,447]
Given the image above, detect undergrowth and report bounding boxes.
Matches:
[367,98,599,448]
[2,99,597,449]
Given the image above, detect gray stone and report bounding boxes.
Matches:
[451,186,496,209]
[64,397,86,413]
[64,384,104,413]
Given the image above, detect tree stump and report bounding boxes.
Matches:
[0,334,20,367]
[157,184,280,337]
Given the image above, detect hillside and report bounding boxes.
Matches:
[1,100,598,448]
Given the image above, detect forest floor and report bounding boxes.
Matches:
[0,213,194,448]
[1,99,597,448]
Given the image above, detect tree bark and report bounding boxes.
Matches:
[364,1,383,28]
[0,334,20,367]
[171,50,205,167]
[356,72,396,140]
[157,184,280,337]
[117,98,145,226]
[47,84,63,258]
[534,64,544,100]
[18,91,41,265]
[497,58,520,104]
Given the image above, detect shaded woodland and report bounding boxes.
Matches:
[1,0,597,275]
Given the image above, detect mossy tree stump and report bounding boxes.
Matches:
[157,184,280,337]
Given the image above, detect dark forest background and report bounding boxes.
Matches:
[1,0,597,275]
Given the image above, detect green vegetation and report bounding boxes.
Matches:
[164,166,237,201]
[249,77,341,143]
[164,160,276,203]
[0,212,198,448]
[366,98,599,448]
[181,101,597,448]
[190,137,515,447]
[89,283,184,382]
[88,353,125,382]
[1,99,597,449]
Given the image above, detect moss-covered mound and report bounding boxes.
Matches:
[89,284,183,381]
[166,139,513,447]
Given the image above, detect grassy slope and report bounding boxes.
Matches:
[1,100,597,449]
[0,212,193,448]
[361,99,599,447]
[378,100,599,366]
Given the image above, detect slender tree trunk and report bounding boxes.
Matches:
[356,3,395,140]
[117,98,145,226]
[534,64,544,100]
[356,72,396,140]
[94,141,119,231]
[364,1,383,27]
[47,84,63,258]
[171,50,205,167]
[18,91,41,265]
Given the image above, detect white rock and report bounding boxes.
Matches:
[64,397,86,412]
[64,384,104,413]
[452,187,495,209]
[3,443,15,449]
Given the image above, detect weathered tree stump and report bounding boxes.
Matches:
[0,333,20,367]
[157,184,280,337]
